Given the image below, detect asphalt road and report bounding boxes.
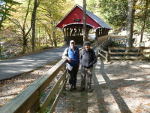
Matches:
[0,46,69,81]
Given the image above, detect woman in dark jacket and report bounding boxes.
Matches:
[80,41,97,92]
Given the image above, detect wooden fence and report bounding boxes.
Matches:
[0,41,98,113]
[108,47,150,60]
[98,46,150,62]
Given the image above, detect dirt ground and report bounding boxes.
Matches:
[1,59,150,112]
[55,59,150,113]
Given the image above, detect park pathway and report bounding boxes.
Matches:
[0,46,68,81]
[55,59,150,113]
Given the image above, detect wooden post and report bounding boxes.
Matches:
[108,47,111,61]
[30,98,40,113]
[106,52,110,62]
[140,47,144,58]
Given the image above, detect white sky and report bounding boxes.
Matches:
[74,0,83,6]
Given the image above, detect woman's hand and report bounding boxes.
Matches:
[67,58,72,63]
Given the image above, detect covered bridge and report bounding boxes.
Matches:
[56,5,112,45]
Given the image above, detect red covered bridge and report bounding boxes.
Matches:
[56,5,112,45]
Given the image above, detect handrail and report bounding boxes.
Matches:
[97,38,111,62]
[0,41,98,113]
[98,47,109,62]
[0,59,67,113]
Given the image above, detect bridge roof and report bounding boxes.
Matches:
[56,5,112,30]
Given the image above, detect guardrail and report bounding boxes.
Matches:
[0,41,98,113]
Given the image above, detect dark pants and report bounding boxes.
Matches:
[68,65,79,88]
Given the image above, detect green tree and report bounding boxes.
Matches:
[87,0,101,16]
[87,0,128,30]
[36,0,74,47]
[1,0,76,56]
[0,0,20,30]
[138,0,150,43]
[10,0,32,53]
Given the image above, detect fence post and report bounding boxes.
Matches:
[30,95,40,113]
[140,47,144,58]
[106,52,110,62]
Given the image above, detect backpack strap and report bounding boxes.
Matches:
[82,49,86,56]
[66,47,69,56]
[75,46,79,52]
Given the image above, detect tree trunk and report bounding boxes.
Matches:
[140,0,149,43]
[53,31,57,47]
[38,27,41,46]
[31,0,39,52]
[83,0,87,45]
[126,0,137,47]
[21,0,31,53]
[23,36,28,53]
[46,29,53,46]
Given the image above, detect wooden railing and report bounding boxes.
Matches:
[108,47,150,60]
[98,48,109,62]
[100,38,112,50]
[98,39,150,61]
[0,59,67,113]
[97,38,112,62]
[0,41,98,113]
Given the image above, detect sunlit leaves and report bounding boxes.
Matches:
[0,0,20,29]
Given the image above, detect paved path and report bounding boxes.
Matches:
[55,59,150,113]
[0,46,69,81]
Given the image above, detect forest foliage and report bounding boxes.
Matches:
[0,0,150,59]
[87,0,150,33]
[0,0,75,59]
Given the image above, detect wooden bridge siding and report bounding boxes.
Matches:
[63,25,91,37]
[62,24,110,45]
[97,35,108,44]
[96,28,108,37]
[65,35,109,45]
[65,36,83,45]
